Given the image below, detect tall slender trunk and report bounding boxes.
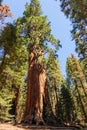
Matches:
[75,80,87,121]
[51,86,58,116]
[80,79,87,98]
[0,51,6,74]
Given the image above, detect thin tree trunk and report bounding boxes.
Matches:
[75,80,87,121]
[80,79,87,97]
[0,51,6,74]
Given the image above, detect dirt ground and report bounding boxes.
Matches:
[0,123,61,130]
[0,123,27,130]
[0,123,73,130]
[0,123,87,130]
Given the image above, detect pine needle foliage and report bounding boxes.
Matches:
[0,88,15,122]
[60,0,87,80]
[66,55,87,123]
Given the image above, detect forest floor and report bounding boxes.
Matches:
[0,123,24,130]
[0,123,76,130]
[0,123,87,130]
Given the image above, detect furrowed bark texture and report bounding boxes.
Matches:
[24,52,46,125]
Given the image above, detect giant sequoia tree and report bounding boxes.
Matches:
[16,0,60,124]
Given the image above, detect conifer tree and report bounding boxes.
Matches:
[0,23,28,122]
[16,0,60,124]
[60,0,87,80]
[0,87,16,122]
[57,82,75,125]
[66,54,87,122]
[46,50,63,117]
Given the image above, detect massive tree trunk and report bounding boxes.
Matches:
[24,51,46,125]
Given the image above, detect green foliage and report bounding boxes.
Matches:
[23,0,42,17]
[66,55,87,123]
[16,83,27,123]
[0,88,15,122]
[57,83,75,124]
[60,0,87,80]
[46,50,63,117]
[0,23,28,81]
[1,0,87,126]
[46,50,63,87]
[60,0,87,20]
[15,1,60,61]
[0,23,28,121]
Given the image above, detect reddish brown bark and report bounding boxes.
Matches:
[24,51,46,125]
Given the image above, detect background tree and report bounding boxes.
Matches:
[57,82,75,125]
[66,54,87,123]
[0,2,14,121]
[46,50,63,117]
[42,50,63,124]
[60,0,87,81]
[0,23,28,122]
